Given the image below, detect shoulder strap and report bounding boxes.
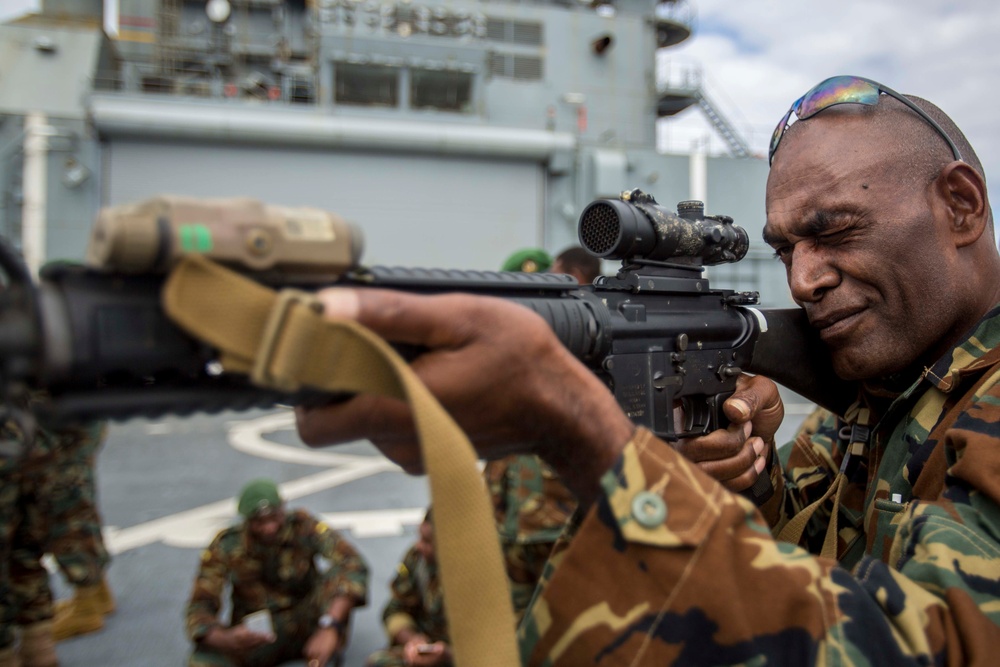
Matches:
[777,407,872,560]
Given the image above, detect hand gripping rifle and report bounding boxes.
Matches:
[0,190,855,503]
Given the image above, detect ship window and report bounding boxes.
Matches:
[485,18,544,46]
[488,53,544,81]
[411,69,473,112]
[334,63,399,107]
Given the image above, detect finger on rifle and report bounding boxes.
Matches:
[316,287,503,349]
[723,374,783,425]
[296,396,427,474]
[673,421,750,462]
[717,439,768,492]
[696,435,765,486]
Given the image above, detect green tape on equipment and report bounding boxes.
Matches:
[180,224,214,253]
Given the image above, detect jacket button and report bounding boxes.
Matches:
[631,491,667,527]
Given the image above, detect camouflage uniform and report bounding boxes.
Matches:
[518,306,1000,664]
[0,415,106,650]
[483,455,575,617]
[365,545,447,667]
[185,509,368,667]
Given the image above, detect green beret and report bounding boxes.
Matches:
[237,478,282,517]
[501,248,552,273]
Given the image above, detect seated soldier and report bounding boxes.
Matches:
[366,512,451,667]
[185,478,368,667]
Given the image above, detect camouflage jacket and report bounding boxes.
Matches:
[484,455,576,545]
[185,509,368,642]
[519,305,1000,664]
[382,546,448,645]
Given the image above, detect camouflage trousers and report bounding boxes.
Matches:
[0,423,109,649]
[365,646,406,667]
[45,427,110,587]
[366,640,452,667]
[189,601,342,667]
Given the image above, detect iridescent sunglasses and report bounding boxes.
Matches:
[768,75,963,165]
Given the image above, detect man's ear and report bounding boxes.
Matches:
[936,162,989,248]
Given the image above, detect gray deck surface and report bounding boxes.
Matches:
[48,394,810,666]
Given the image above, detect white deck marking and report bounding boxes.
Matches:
[103,411,419,554]
[319,508,428,538]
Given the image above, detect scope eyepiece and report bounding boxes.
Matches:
[578,189,749,266]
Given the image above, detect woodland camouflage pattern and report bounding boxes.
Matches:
[484,455,576,617]
[518,306,1000,664]
[366,545,447,667]
[0,417,106,649]
[185,508,367,664]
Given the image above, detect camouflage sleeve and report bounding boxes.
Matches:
[311,517,369,607]
[382,548,423,642]
[184,532,231,643]
[519,427,1000,665]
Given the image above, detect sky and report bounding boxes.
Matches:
[1,0,997,198]
[656,0,1000,202]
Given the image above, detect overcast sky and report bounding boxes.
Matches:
[658,0,1000,202]
[2,0,997,199]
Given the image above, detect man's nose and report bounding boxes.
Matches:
[787,244,839,304]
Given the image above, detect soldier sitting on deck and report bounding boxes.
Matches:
[366,511,451,667]
[184,478,368,667]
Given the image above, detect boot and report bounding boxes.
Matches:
[95,578,115,616]
[0,645,21,667]
[51,584,105,642]
[18,622,58,667]
[53,578,115,618]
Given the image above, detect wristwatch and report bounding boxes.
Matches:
[317,614,345,632]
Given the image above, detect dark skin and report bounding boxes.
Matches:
[295,107,1000,507]
[550,258,588,286]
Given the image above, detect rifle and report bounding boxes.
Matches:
[0,189,856,502]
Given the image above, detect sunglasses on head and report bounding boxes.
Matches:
[768,75,963,166]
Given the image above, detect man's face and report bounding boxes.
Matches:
[247,508,285,544]
[764,114,963,381]
[415,520,435,564]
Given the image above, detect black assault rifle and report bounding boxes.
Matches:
[0,189,855,502]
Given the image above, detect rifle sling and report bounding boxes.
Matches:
[162,255,519,667]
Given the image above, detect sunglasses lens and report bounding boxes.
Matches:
[769,76,883,164]
[769,107,794,159]
[771,75,963,166]
[797,76,879,119]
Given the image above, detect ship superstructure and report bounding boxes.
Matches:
[0,0,790,303]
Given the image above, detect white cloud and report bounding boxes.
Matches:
[0,0,39,23]
[657,0,1000,197]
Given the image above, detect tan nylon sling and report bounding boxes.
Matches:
[776,406,872,561]
[162,255,519,667]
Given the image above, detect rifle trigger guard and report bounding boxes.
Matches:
[250,289,324,393]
